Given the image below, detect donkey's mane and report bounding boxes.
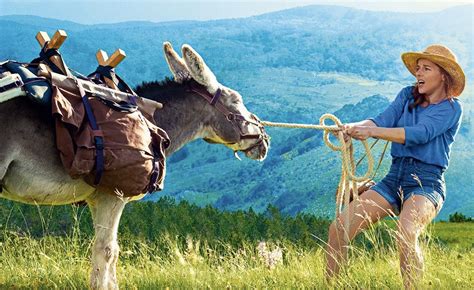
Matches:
[135,77,199,104]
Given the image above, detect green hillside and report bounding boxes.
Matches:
[0,5,472,219]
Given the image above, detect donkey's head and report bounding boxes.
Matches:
[163,42,269,160]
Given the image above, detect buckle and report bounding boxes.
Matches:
[94,136,104,150]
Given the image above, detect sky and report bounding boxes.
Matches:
[0,0,471,24]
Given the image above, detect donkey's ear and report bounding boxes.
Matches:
[181,44,219,94]
[163,41,191,83]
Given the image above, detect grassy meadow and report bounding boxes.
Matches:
[1,5,473,289]
[0,219,472,289]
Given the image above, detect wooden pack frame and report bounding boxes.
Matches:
[36,30,70,76]
[95,49,127,90]
[33,30,162,115]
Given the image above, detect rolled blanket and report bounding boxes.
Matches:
[2,60,52,105]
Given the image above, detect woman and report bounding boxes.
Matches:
[325,44,465,288]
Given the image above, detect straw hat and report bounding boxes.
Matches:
[401,44,465,96]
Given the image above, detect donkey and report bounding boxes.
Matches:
[0,42,269,289]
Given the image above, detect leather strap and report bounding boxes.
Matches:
[77,79,104,185]
[31,42,71,77]
[88,65,138,96]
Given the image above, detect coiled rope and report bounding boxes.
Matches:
[261,113,375,216]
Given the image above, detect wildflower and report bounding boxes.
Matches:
[256,241,283,269]
[267,247,283,269]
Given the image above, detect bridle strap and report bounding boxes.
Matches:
[210,88,222,106]
[187,84,234,119]
[187,82,267,143]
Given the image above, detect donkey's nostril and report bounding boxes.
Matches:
[243,138,269,161]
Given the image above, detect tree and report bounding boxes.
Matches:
[449,212,473,222]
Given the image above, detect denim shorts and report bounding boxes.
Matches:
[371,157,446,215]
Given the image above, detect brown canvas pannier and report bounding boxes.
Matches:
[50,72,170,197]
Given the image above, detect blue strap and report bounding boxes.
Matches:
[77,80,104,185]
[146,144,166,193]
[88,65,137,95]
[147,149,160,193]
[31,43,71,76]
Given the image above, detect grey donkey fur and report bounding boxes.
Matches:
[0,42,269,289]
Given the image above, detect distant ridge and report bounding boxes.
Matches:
[2,4,472,26]
[0,5,472,219]
[0,14,87,30]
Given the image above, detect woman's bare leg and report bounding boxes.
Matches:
[326,189,395,279]
[397,195,440,289]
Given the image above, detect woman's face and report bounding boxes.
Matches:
[415,58,445,95]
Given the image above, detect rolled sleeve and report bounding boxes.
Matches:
[368,117,381,127]
[404,125,430,146]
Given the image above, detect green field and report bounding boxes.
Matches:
[0,221,472,288]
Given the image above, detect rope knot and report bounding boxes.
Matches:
[260,113,375,214]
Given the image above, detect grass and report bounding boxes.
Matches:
[0,222,473,289]
[429,222,474,250]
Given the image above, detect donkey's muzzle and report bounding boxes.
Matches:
[243,132,269,161]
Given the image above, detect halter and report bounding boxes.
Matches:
[187,82,269,155]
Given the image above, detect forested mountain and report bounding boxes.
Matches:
[0,4,472,219]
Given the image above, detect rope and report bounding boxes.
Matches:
[261,113,375,217]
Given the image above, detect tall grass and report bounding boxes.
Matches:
[0,220,472,288]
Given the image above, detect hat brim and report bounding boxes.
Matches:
[401,52,465,96]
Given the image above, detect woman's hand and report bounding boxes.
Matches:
[330,125,351,143]
[343,124,372,140]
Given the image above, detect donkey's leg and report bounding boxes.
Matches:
[0,156,14,193]
[87,192,127,290]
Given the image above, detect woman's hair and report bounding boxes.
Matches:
[409,65,454,111]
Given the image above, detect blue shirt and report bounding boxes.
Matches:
[369,86,463,169]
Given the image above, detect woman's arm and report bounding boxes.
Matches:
[344,122,406,144]
[369,127,405,144]
[342,87,414,144]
